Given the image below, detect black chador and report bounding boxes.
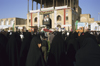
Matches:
[47,32,65,66]
[26,36,46,66]
[19,32,32,66]
[76,38,100,66]
[6,32,22,66]
[66,33,78,66]
[0,33,8,66]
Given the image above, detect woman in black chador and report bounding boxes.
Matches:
[47,32,65,66]
[6,32,22,66]
[26,36,46,66]
[0,33,8,66]
[19,32,32,66]
[66,32,79,66]
[76,37,100,66]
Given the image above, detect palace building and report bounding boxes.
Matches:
[1,0,99,32]
[27,0,82,31]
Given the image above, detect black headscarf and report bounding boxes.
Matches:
[6,32,22,66]
[26,36,46,66]
[78,32,97,48]
[76,38,100,66]
[19,32,32,66]
[65,32,78,66]
[47,32,65,66]
[0,33,8,66]
[97,34,100,44]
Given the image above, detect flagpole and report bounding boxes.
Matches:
[98,13,99,22]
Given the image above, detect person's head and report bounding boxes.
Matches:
[34,26,38,32]
[43,36,47,40]
[44,16,46,19]
[47,15,49,18]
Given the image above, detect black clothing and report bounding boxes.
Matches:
[42,40,48,51]
[6,32,22,66]
[76,38,100,66]
[65,33,78,66]
[48,32,65,66]
[19,32,32,66]
[97,34,100,44]
[26,36,46,66]
[0,33,8,66]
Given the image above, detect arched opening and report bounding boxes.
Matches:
[57,15,61,21]
[5,19,9,25]
[57,24,61,28]
[10,19,14,25]
[0,20,4,25]
[34,17,37,22]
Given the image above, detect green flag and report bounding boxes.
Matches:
[75,20,78,30]
[13,23,14,31]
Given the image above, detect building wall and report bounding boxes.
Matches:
[80,14,90,22]
[80,14,95,24]
[0,18,16,25]
[0,17,27,31]
[27,7,80,31]
[16,18,27,25]
[89,18,94,23]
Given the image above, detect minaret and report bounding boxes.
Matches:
[27,0,29,13]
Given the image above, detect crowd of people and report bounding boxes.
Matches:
[0,28,100,66]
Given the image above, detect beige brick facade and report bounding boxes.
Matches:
[0,18,27,31]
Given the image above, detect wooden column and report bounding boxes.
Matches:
[53,0,55,9]
[70,0,71,8]
[28,0,29,13]
[64,0,66,5]
[67,0,68,6]
[56,0,58,6]
[40,0,42,11]
[36,2,38,10]
[32,0,33,10]
[44,0,46,8]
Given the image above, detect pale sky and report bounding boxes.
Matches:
[0,0,100,21]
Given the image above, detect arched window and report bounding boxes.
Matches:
[57,15,61,21]
[57,24,61,28]
[34,17,37,22]
[5,19,9,25]
[0,20,4,25]
[10,19,14,25]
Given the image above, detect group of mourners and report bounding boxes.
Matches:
[0,29,100,66]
